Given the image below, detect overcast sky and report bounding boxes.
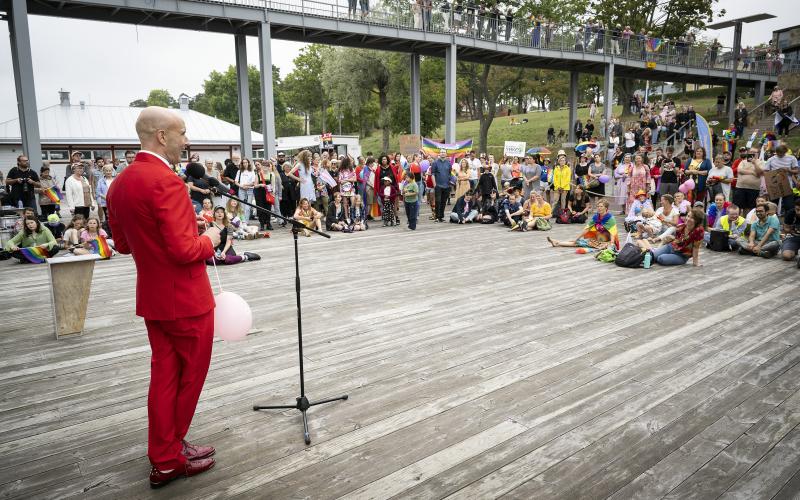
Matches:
[0,0,790,124]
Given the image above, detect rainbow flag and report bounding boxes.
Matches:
[645,38,663,52]
[421,138,473,161]
[87,235,112,259]
[43,186,62,203]
[19,246,56,264]
[583,213,620,250]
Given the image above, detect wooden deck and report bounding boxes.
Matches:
[1,208,800,500]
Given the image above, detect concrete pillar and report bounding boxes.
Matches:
[568,71,579,143]
[258,23,277,159]
[235,33,253,159]
[603,62,614,138]
[410,53,421,136]
[9,0,43,170]
[728,21,743,124]
[445,44,457,143]
[755,80,766,104]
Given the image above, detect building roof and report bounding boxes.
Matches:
[0,104,264,146]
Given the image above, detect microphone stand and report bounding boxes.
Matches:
[210,186,349,445]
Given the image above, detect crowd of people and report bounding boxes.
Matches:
[2,111,798,270]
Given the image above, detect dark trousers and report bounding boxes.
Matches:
[434,187,450,220]
[405,201,419,229]
[74,206,90,218]
[253,187,272,229]
[280,198,296,224]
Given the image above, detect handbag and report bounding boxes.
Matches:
[557,211,571,224]
[265,192,275,205]
[535,218,552,230]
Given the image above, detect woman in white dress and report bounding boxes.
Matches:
[288,150,316,204]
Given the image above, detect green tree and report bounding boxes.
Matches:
[282,45,333,134]
[322,48,392,152]
[146,89,177,108]
[129,98,148,108]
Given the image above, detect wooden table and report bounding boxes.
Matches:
[46,253,101,339]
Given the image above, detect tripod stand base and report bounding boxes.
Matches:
[254,394,349,444]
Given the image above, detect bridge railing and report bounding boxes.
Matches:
[260,0,796,76]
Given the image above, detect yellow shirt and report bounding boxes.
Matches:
[529,201,552,218]
[553,165,572,191]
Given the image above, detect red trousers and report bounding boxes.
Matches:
[144,309,214,469]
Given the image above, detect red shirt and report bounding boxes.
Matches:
[671,224,704,257]
[731,158,741,188]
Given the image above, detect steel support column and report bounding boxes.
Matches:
[445,43,456,143]
[568,71,579,143]
[410,53,421,136]
[258,23,277,159]
[603,62,614,138]
[235,33,253,158]
[756,80,766,104]
[9,0,42,170]
[728,21,742,124]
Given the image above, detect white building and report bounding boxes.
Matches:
[0,91,263,181]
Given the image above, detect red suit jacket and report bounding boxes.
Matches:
[107,152,215,321]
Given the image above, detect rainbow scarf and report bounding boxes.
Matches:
[86,235,112,259]
[645,38,663,52]
[43,186,63,203]
[421,138,473,161]
[583,213,620,250]
[19,245,56,264]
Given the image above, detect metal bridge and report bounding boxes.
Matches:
[2,0,785,162]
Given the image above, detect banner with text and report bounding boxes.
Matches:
[504,141,527,157]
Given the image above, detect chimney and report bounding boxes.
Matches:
[58,89,70,107]
[79,101,85,110]
[178,93,189,111]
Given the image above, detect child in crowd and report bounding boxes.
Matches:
[206,207,259,265]
[350,195,368,232]
[634,207,663,240]
[380,176,398,227]
[44,214,65,241]
[62,215,89,255]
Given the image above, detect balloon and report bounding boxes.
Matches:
[214,291,252,341]
[420,160,430,172]
[678,183,689,194]
[598,174,610,184]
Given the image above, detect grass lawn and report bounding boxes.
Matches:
[359,93,758,155]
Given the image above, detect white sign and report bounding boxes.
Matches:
[504,141,526,157]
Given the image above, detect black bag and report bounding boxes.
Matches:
[708,229,729,252]
[615,243,645,268]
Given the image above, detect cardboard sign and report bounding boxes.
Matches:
[764,169,793,200]
[398,134,421,157]
[320,133,333,149]
[504,141,526,157]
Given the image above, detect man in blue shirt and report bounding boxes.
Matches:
[739,203,781,258]
[430,149,453,222]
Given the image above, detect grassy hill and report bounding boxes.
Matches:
[360,92,755,155]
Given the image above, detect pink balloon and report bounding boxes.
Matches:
[214,291,252,341]
[678,183,689,194]
[684,178,695,190]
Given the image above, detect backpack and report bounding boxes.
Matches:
[595,248,617,263]
[557,210,571,224]
[615,243,645,268]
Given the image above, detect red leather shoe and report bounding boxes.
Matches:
[182,440,215,460]
[149,458,215,489]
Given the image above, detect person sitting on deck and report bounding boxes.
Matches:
[450,190,479,224]
[480,189,499,224]
[349,195,368,232]
[781,199,800,266]
[739,202,781,258]
[519,191,552,231]
[62,215,90,255]
[43,213,65,241]
[638,207,706,267]
[624,190,653,231]
[206,207,259,265]
[547,198,620,250]
[704,203,747,252]
[2,216,59,263]
[505,192,525,229]
[326,192,347,231]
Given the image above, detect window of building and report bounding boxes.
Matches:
[47,150,69,161]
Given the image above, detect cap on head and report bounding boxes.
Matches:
[47,214,60,223]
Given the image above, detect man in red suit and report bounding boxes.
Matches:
[107,107,222,488]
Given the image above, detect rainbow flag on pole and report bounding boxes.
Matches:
[43,186,63,203]
[19,246,56,264]
[421,138,473,161]
[87,235,112,259]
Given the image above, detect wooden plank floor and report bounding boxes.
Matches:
[1,206,800,500]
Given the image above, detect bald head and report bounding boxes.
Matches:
[135,106,189,165]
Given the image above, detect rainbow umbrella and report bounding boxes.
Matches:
[574,141,597,153]
[526,147,552,155]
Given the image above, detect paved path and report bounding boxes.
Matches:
[1,208,799,499]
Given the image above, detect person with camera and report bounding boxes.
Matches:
[5,155,40,212]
